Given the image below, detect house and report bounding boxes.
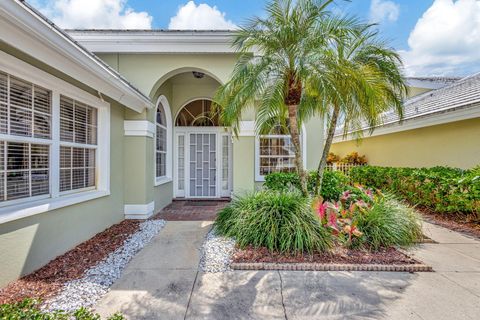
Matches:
[331,76,480,169]
[0,0,323,287]
[0,0,478,288]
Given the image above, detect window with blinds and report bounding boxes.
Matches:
[60,95,97,192]
[258,136,297,177]
[0,71,51,203]
[156,103,167,178]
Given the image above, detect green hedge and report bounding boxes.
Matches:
[264,171,349,200]
[350,165,480,216]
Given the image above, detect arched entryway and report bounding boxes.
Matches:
[174,99,232,199]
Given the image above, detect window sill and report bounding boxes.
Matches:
[255,175,266,182]
[0,190,110,225]
[155,177,173,187]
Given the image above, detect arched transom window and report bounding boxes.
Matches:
[175,99,220,127]
[156,102,167,178]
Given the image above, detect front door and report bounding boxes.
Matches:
[174,128,231,198]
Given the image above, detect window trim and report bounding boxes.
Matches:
[0,51,110,222]
[154,95,172,186]
[254,126,307,182]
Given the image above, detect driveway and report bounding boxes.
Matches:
[94,221,480,320]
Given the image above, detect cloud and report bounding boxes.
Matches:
[369,0,400,23]
[39,0,152,29]
[401,0,480,76]
[168,1,236,30]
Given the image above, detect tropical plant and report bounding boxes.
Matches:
[312,21,407,194]
[264,170,349,200]
[312,186,422,249]
[0,298,124,320]
[214,190,332,253]
[339,152,367,165]
[326,152,340,164]
[214,0,360,196]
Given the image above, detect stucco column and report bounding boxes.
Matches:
[123,112,156,219]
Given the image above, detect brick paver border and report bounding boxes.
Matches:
[231,262,433,272]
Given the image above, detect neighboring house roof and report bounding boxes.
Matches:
[406,77,461,90]
[67,29,243,54]
[0,0,153,112]
[334,73,480,141]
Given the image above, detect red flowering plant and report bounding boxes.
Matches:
[312,185,380,247]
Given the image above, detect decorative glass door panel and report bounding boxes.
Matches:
[189,133,216,197]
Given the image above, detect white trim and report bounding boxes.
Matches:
[124,120,156,138]
[0,52,111,222]
[254,126,307,182]
[0,51,109,109]
[0,190,110,225]
[1,1,152,112]
[154,95,173,186]
[238,121,255,136]
[68,30,245,54]
[333,105,480,143]
[174,127,231,198]
[124,201,155,220]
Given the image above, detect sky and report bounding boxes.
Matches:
[29,0,480,77]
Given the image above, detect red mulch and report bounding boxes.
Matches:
[232,246,419,265]
[417,207,480,240]
[0,220,141,305]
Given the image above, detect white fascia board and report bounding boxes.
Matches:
[67,30,257,54]
[333,105,480,143]
[0,1,153,112]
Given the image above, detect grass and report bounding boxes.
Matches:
[214,190,332,254]
[354,193,423,250]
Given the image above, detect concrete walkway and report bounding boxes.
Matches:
[95,221,480,320]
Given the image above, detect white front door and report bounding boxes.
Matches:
[174,128,231,198]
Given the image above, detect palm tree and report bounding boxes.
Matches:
[214,0,353,196]
[312,24,407,193]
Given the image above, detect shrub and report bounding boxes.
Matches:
[354,194,422,250]
[339,152,367,165]
[264,171,349,200]
[350,165,480,217]
[312,186,422,250]
[0,299,124,320]
[327,152,340,164]
[214,190,332,253]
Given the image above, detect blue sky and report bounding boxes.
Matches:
[31,1,480,76]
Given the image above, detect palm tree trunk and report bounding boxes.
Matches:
[315,104,341,195]
[288,104,308,196]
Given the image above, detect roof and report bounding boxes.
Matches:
[405,76,461,90]
[67,29,245,54]
[0,0,153,112]
[334,72,480,139]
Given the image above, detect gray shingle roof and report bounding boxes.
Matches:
[335,73,480,136]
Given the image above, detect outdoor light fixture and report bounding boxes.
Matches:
[192,71,205,79]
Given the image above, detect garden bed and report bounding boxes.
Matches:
[0,219,165,312]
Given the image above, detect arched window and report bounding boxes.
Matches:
[156,102,167,179]
[175,99,220,127]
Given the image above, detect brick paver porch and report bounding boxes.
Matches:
[154,200,230,221]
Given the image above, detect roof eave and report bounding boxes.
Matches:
[0,1,153,112]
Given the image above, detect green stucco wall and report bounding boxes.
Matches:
[0,101,126,288]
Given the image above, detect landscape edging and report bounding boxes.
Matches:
[230,262,433,272]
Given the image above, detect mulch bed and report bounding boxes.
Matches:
[0,220,141,305]
[417,207,480,240]
[232,246,420,265]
